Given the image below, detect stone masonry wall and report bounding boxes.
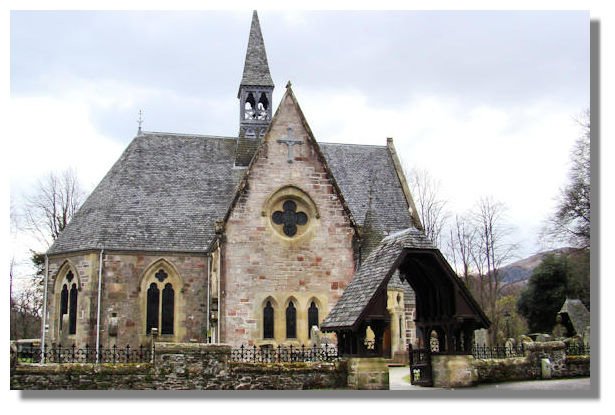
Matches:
[46,252,208,349]
[46,252,103,348]
[346,357,389,390]
[222,91,357,346]
[473,341,590,384]
[10,343,347,390]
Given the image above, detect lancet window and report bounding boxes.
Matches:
[286,301,297,339]
[308,301,319,338]
[59,270,78,335]
[263,301,274,339]
[145,268,175,335]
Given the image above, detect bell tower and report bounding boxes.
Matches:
[238,10,274,141]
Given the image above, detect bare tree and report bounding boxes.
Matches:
[22,168,85,248]
[446,214,476,288]
[11,169,85,340]
[544,109,590,248]
[471,197,518,344]
[10,277,44,340]
[407,167,449,249]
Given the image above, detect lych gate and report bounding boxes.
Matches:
[321,228,490,386]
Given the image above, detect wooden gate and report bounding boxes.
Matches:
[408,344,433,387]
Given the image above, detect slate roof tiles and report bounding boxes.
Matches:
[321,228,434,330]
[48,134,414,255]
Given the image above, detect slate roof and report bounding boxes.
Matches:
[48,133,242,254]
[239,11,274,92]
[320,143,412,233]
[321,228,434,330]
[48,134,414,255]
[558,298,590,336]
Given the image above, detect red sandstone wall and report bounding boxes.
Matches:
[46,252,208,348]
[222,91,357,346]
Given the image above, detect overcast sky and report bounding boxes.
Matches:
[8,10,589,268]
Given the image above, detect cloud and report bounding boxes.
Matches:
[295,86,580,257]
[8,10,589,262]
[9,95,125,193]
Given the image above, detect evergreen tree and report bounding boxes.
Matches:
[517,254,569,333]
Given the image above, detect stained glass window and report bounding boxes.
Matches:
[264,301,274,339]
[272,200,308,237]
[68,283,78,335]
[161,283,174,335]
[146,283,159,335]
[308,301,319,338]
[286,301,297,339]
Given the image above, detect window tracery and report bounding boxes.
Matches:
[143,266,178,336]
[58,270,78,336]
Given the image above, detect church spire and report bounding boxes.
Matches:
[239,10,274,95]
[235,10,275,166]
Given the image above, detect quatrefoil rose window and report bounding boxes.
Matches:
[272,200,308,237]
[265,186,318,240]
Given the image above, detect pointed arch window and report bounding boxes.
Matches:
[69,283,78,335]
[286,301,297,339]
[257,93,269,120]
[146,283,160,335]
[161,283,175,335]
[58,270,78,335]
[244,92,256,119]
[60,285,68,330]
[263,301,274,339]
[308,301,319,338]
[145,268,175,336]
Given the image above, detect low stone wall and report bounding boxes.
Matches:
[432,355,476,388]
[232,361,348,390]
[346,357,389,390]
[473,341,590,385]
[10,343,347,390]
[9,363,156,390]
[426,341,590,388]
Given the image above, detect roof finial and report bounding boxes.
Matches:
[137,110,143,135]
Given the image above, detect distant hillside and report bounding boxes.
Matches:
[498,248,575,286]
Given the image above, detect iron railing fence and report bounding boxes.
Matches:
[16,344,153,364]
[230,344,339,363]
[471,343,525,359]
[565,343,590,356]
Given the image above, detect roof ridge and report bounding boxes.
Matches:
[320,141,387,148]
[140,131,238,140]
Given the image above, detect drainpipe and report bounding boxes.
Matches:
[41,255,49,363]
[217,243,221,343]
[206,253,210,344]
[95,248,104,363]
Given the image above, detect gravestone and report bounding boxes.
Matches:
[541,358,552,379]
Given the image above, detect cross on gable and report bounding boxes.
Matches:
[276,127,303,163]
[272,200,308,237]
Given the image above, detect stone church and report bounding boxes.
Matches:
[43,12,486,360]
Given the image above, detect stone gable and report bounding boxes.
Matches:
[222,88,357,346]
